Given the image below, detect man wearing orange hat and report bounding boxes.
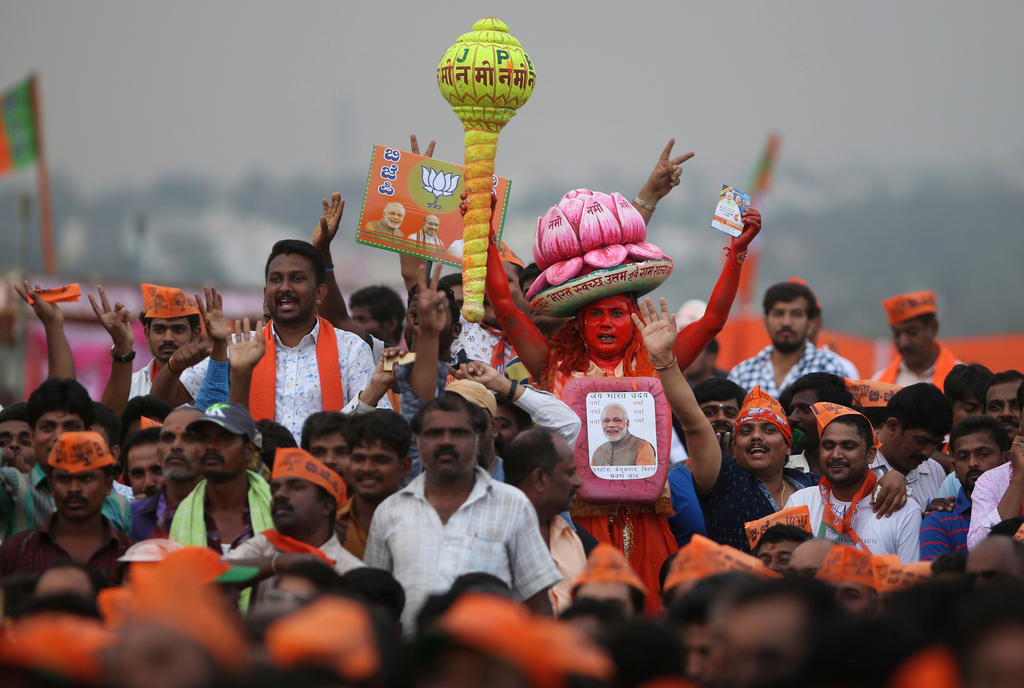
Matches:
[875,290,959,387]
[785,403,921,562]
[814,545,880,616]
[572,544,648,616]
[0,431,133,584]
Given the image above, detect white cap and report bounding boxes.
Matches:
[117,538,183,563]
[675,299,707,331]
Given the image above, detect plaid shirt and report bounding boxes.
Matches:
[728,340,851,398]
[0,514,133,585]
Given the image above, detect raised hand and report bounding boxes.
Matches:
[637,139,694,206]
[195,285,230,343]
[14,280,63,326]
[410,133,436,158]
[413,262,447,335]
[732,208,763,254]
[88,285,134,352]
[454,360,501,390]
[228,318,266,373]
[168,341,210,372]
[313,192,345,252]
[631,297,677,368]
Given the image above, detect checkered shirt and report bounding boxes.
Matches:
[728,340,851,398]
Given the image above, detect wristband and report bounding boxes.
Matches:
[633,195,657,212]
[166,357,180,374]
[111,347,136,363]
[506,380,519,401]
[652,355,678,371]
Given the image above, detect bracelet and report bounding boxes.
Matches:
[652,355,678,371]
[633,195,657,212]
[271,552,280,575]
[166,357,180,374]
[506,380,519,400]
[734,249,748,264]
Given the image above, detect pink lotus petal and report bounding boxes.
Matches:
[625,242,666,261]
[539,207,581,264]
[583,245,629,268]
[579,196,622,250]
[557,197,584,229]
[593,191,617,215]
[613,192,647,244]
[524,268,552,300]
[544,257,585,286]
[533,216,549,269]
[560,188,593,203]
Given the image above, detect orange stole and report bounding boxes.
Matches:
[262,529,335,566]
[249,317,344,422]
[877,343,957,388]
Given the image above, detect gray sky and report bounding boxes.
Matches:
[3,0,1022,198]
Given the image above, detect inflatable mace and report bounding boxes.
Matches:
[437,17,535,323]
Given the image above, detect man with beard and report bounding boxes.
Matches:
[729,282,849,398]
[921,416,1009,560]
[591,404,656,467]
[874,289,959,387]
[226,447,363,604]
[130,406,204,540]
[780,373,855,474]
[985,370,1024,437]
[169,403,272,553]
[786,403,921,562]
[0,431,132,585]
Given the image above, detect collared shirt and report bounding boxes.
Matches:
[728,340,851,399]
[0,464,132,539]
[873,360,935,387]
[129,359,156,399]
[336,499,370,560]
[365,466,561,631]
[967,462,1013,550]
[548,515,587,615]
[870,450,945,514]
[920,487,971,561]
[180,320,389,441]
[786,484,921,563]
[0,515,133,584]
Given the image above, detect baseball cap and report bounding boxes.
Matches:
[186,402,261,445]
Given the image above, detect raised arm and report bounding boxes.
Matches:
[228,318,266,408]
[399,134,438,291]
[673,209,762,369]
[191,286,231,410]
[631,138,694,225]
[634,297,722,492]
[408,263,447,402]
[14,281,75,379]
[89,286,137,415]
[311,192,363,337]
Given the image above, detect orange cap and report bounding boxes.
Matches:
[26,283,81,304]
[0,613,113,683]
[141,283,200,319]
[871,554,901,586]
[445,378,498,417]
[809,402,874,441]
[139,416,163,430]
[876,560,932,593]
[815,545,877,590]
[48,431,115,474]
[273,447,346,508]
[664,535,778,592]
[572,543,648,596]
[265,597,380,682]
[497,242,525,268]
[735,387,792,444]
[844,378,902,409]
[744,505,811,550]
[883,290,937,325]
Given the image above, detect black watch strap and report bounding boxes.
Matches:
[111,347,136,363]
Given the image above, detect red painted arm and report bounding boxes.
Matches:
[485,237,548,379]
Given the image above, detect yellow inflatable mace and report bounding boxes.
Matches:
[437,17,535,323]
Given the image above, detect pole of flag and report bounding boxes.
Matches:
[735,131,781,314]
[29,75,57,274]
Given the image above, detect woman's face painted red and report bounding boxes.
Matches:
[580,295,635,363]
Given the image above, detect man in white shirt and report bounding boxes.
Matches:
[968,400,1024,549]
[786,403,921,562]
[364,393,561,630]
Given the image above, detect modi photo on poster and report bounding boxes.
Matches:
[585,391,658,480]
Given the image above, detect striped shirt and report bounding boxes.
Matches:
[919,488,971,561]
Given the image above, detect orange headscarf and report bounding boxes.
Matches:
[141,283,200,319]
[572,543,648,596]
[48,431,115,474]
[735,386,792,444]
[815,545,877,590]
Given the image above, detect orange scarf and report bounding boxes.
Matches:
[249,317,344,422]
[817,471,878,551]
[877,342,957,387]
[262,529,335,566]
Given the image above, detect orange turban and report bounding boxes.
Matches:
[735,386,792,444]
[815,545,877,590]
[572,543,648,596]
[48,431,115,474]
[883,290,937,326]
[273,447,347,508]
[141,283,200,319]
[844,378,902,409]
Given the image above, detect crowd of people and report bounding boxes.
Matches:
[0,135,1022,688]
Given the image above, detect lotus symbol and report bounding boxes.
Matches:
[421,166,461,209]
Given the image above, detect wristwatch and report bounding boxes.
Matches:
[111,347,136,363]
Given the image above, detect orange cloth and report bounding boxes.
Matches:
[262,529,335,566]
[816,470,878,551]
[154,546,233,585]
[844,378,902,408]
[48,430,115,474]
[876,560,933,592]
[876,342,958,389]
[336,500,368,559]
[884,646,959,688]
[265,596,380,682]
[744,505,811,550]
[497,241,525,267]
[883,290,937,325]
[736,386,792,444]
[272,447,346,508]
[815,544,877,590]
[0,613,113,683]
[141,283,200,319]
[871,554,901,587]
[250,317,344,422]
[664,534,777,593]
[139,416,163,429]
[572,543,648,596]
[26,283,81,304]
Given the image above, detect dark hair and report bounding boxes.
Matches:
[988,370,1024,398]
[120,395,173,445]
[140,313,201,330]
[779,373,853,415]
[410,394,489,436]
[604,619,683,687]
[944,363,994,406]
[930,550,968,576]
[558,597,628,626]
[504,427,563,488]
[265,239,326,286]
[704,337,720,355]
[886,383,954,438]
[343,410,412,459]
[437,273,464,312]
[752,524,813,555]
[350,285,405,343]
[277,559,345,593]
[0,401,30,425]
[1018,380,1024,413]
[988,517,1024,538]
[860,407,890,430]
[495,397,532,434]
[300,411,348,452]
[763,281,819,320]
[255,419,297,470]
[120,427,161,468]
[693,378,747,407]
[518,262,542,293]
[338,567,406,626]
[949,415,1011,454]
[664,573,762,626]
[27,378,94,429]
[825,414,876,449]
[91,402,122,450]
[406,282,460,337]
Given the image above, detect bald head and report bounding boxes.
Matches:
[785,538,834,577]
[967,535,1024,585]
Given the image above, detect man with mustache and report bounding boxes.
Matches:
[169,402,272,553]
[920,416,1009,560]
[786,403,921,562]
[728,282,849,398]
[874,289,959,388]
[780,373,855,474]
[985,370,1024,437]
[0,431,132,585]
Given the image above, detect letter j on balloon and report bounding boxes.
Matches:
[437,17,535,323]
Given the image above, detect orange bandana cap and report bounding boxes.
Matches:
[664,535,778,592]
[735,386,792,444]
[273,447,347,508]
[809,402,874,442]
[498,242,525,268]
[26,283,81,305]
[48,431,115,474]
[0,613,113,684]
[572,544,648,596]
[265,597,380,682]
[875,560,932,593]
[141,282,200,319]
[744,505,812,550]
[815,545,877,590]
[844,378,902,409]
[883,290,937,325]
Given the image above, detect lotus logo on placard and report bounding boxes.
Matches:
[421,166,461,209]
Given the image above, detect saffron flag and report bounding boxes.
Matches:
[0,76,40,174]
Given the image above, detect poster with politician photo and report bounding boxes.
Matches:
[585,391,658,480]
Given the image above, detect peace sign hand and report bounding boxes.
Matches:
[88,285,134,352]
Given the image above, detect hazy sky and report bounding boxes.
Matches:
[3,1,1023,199]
